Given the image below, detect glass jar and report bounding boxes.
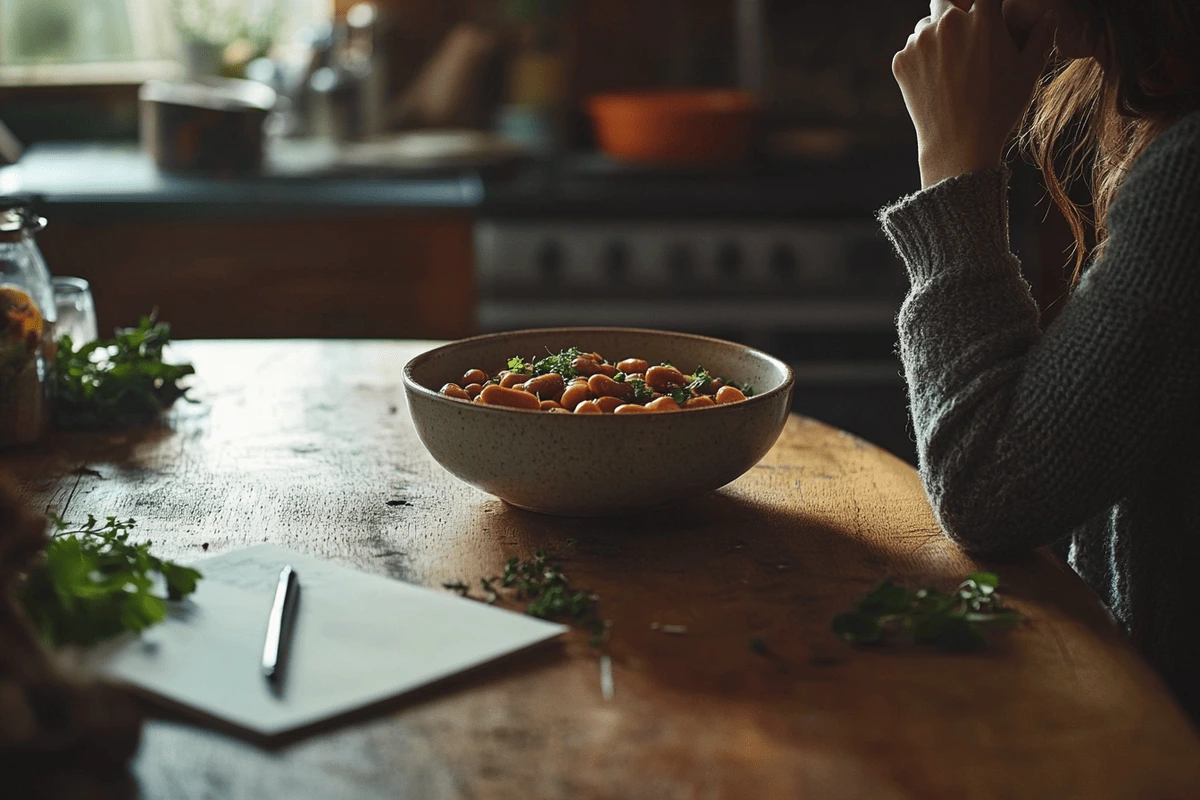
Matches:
[0,201,56,447]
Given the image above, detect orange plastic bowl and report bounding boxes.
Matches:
[586,90,759,167]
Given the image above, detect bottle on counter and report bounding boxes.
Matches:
[0,200,56,447]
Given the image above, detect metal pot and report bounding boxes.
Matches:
[140,78,277,174]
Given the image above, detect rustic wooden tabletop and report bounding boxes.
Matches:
[5,340,1199,799]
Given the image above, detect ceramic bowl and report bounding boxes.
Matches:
[403,328,795,516]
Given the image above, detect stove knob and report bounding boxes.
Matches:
[536,240,564,282]
[604,241,630,281]
[770,243,800,281]
[667,243,695,281]
[717,241,743,279]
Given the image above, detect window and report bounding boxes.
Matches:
[0,0,331,87]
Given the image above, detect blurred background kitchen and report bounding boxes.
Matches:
[0,0,1072,462]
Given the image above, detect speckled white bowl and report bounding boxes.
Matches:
[403,328,795,516]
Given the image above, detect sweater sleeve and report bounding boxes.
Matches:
[878,115,1200,558]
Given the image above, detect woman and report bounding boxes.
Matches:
[880,0,1200,720]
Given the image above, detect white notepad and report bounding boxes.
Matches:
[84,544,567,740]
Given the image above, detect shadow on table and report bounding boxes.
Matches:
[489,490,909,700]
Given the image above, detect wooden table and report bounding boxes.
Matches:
[6,340,1200,799]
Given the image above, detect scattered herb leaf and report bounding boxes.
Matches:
[54,316,195,428]
[832,573,1021,652]
[20,513,202,647]
[507,356,528,373]
[456,548,606,646]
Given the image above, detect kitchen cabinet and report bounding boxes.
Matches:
[39,211,476,340]
[3,145,479,340]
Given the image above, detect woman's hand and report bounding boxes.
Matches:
[893,0,1056,188]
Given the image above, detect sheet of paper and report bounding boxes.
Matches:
[85,544,566,739]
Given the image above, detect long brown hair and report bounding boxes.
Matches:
[1022,0,1200,279]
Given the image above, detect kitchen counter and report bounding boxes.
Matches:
[0,143,484,220]
[0,141,920,221]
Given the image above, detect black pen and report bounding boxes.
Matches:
[262,565,300,687]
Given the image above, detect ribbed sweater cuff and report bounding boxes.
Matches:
[877,166,1013,287]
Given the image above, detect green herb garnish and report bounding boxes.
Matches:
[20,514,202,647]
[54,316,195,428]
[627,378,655,403]
[687,367,712,394]
[670,387,690,406]
[452,548,606,646]
[506,356,528,373]
[832,572,1022,652]
[612,372,626,383]
[531,347,582,379]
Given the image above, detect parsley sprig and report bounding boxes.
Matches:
[20,514,202,647]
[54,316,195,428]
[832,572,1022,652]
[448,548,607,646]
[627,378,655,403]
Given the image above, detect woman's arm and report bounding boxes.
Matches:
[880,116,1200,557]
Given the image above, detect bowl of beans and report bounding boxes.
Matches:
[403,328,794,516]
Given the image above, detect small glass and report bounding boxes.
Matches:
[52,276,99,347]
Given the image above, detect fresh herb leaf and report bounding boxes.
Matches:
[627,378,655,403]
[20,513,202,647]
[531,347,582,380]
[507,356,528,373]
[473,549,604,645]
[832,574,1022,653]
[670,387,690,406]
[612,372,625,383]
[54,316,195,428]
[687,367,712,394]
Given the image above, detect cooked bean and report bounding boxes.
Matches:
[525,373,565,401]
[594,396,623,413]
[613,403,650,414]
[560,382,593,410]
[571,357,603,377]
[646,365,687,393]
[458,348,747,414]
[617,358,649,374]
[715,386,747,404]
[588,373,634,400]
[480,384,541,410]
[440,383,470,400]
[646,396,682,412]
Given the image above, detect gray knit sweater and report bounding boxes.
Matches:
[879,110,1200,720]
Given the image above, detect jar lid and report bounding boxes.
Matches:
[0,209,24,233]
[0,197,45,234]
